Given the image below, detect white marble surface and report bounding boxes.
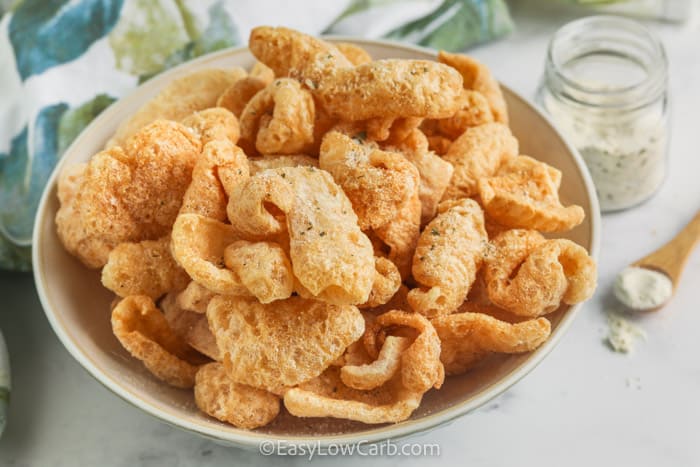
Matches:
[1,1,700,466]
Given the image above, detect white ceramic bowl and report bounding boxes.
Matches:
[32,39,600,450]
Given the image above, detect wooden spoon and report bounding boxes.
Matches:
[614,209,700,310]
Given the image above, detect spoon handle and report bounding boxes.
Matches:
[634,209,700,288]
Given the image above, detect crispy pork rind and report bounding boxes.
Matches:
[217,76,268,117]
[442,122,518,200]
[176,281,216,314]
[340,336,410,390]
[56,121,201,268]
[284,366,423,424]
[387,129,455,225]
[282,167,376,305]
[223,240,294,304]
[179,140,249,221]
[249,26,352,84]
[376,310,444,393]
[319,131,420,230]
[436,89,494,139]
[427,135,452,156]
[107,68,246,147]
[431,312,551,375]
[373,186,421,279]
[484,229,596,317]
[171,213,244,295]
[250,61,275,84]
[478,155,586,232]
[239,78,315,155]
[315,60,463,121]
[438,50,509,124]
[101,235,189,299]
[247,154,318,175]
[161,292,220,360]
[194,362,280,429]
[207,295,364,392]
[360,257,402,309]
[111,295,205,388]
[408,199,487,317]
[336,42,373,66]
[181,107,240,145]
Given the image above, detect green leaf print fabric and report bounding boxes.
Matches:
[0,0,513,271]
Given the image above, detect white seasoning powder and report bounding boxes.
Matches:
[614,266,673,310]
[544,94,667,211]
[606,312,647,354]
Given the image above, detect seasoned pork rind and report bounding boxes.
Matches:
[360,257,402,309]
[436,89,494,139]
[101,235,189,299]
[427,135,452,156]
[176,281,216,314]
[432,312,551,375]
[478,155,585,232]
[195,362,280,429]
[408,199,487,317]
[315,60,463,121]
[247,154,318,175]
[336,42,373,66]
[161,292,220,360]
[56,121,201,268]
[319,131,420,230]
[207,295,364,392]
[340,336,409,390]
[181,107,239,145]
[484,229,597,317]
[179,140,249,221]
[442,122,518,201]
[217,76,268,117]
[239,78,315,155]
[438,50,509,124]
[107,68,245,147]
[284,367,422,424]
[249,26,351,83]
[373,187,421,279]
[170,213,243,295]
[111,295,205,388]
[223,240,294,304]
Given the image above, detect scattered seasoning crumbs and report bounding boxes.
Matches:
[606,311,646,354]
[319,231,326,237]
[431,228,440,236]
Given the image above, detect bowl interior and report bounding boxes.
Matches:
[33,40,599,447]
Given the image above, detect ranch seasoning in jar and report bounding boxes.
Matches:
[537,16,669,212]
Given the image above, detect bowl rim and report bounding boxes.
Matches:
[32,37,601,449]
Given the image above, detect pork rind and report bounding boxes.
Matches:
[194,362,280,429]
[247,154,318,175]
[373,186,421,279]
[436,89,494,139]
[340,335,410,391]
[478,155,585,232]
[176,281,216,314]
[223,240,294,304]
[431,312,551,375]
[408,199,487,317]
[207,295,364,392]
[285,366,422,424]
[336,42,373,66]
[427,135,452,156]
[239,78,315,155]
[101,235,189,299]
[111,295,205,388]
[316,60,463,121]
[360,257,402,309]
[376,310,444,393]
[170,213,244,295]
[438,50,509,124]
[217,76,268,117]
[56,121,201,268]
[107,68,245,147]
[249,26,351,84]
[179,140,249,221]
[282,167,376,305]
[161,292,220,360]
[181,107,239,145]
[319,131,420,230]
[442,122,518,200]
[484,229,597,317]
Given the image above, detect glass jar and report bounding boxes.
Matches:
[537,16,670,212]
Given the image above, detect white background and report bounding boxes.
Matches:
[1,1,699,465]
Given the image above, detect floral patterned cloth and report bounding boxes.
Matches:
[0,0,513,271]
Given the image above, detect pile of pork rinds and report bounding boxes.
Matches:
[55,26,597,430]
